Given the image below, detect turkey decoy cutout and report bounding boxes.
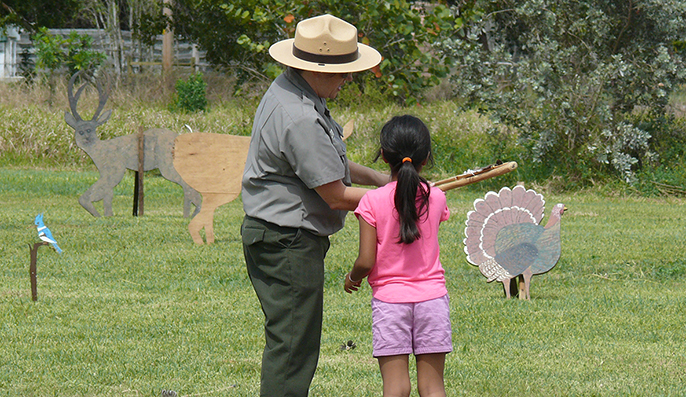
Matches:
[463,185,566,300]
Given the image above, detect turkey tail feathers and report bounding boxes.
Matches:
[511,186,545,224]
[463,185,545,268]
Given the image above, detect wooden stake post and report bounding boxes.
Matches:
[29,242,49,301]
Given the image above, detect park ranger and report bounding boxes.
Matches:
[241,13,388,397]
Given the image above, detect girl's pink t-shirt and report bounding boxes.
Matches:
[354,181,450,303]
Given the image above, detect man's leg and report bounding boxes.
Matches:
[242,217,329,397]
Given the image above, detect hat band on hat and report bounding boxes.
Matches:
[293,45,359,64]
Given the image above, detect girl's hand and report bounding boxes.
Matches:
[344,272,362,293]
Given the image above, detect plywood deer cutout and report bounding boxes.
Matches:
[171,120,353,245]
[64,71,201,218]
[173,133,251,245]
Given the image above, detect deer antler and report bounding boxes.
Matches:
[67,70,86,121]
[67,70,109,122]
[92,78,108,121]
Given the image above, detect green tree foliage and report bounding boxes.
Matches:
[33,27,64,74]
[33,28,106,76]
[132,2,168,47]
[439,0,686,185]
[170,0,281,82]
[1,0,162,32]
[64,31,108,74]
[0,0,84,32]
[32,27,107,104]
[171,0,454,104]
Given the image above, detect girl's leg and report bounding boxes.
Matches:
[416,353,446,397]
[378,355,411,397]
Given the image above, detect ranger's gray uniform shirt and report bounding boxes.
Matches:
[242,67,352,236]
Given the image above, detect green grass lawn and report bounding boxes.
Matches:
[1,168,686,396]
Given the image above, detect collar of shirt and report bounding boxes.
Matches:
[284,67,332,122]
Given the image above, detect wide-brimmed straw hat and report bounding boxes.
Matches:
[269,14,382,73]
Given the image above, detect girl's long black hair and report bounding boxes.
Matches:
[376,115,433,244]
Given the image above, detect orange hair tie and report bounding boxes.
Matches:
[402,157,412,163]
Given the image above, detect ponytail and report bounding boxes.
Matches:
[377,115,433,244]
[395,160,430,244]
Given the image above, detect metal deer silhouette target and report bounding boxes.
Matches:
[64,70,201,218]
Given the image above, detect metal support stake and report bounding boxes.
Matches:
[133,126,145,216]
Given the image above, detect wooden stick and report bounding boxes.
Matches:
[29,242,48,302]
[434,161,517,186]
[435,161,518,192]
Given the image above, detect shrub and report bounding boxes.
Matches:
[171,73,208,113]
[438,0,686,186]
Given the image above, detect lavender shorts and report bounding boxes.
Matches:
[371,294,453,358]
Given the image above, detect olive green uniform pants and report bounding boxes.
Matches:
[241,216,330,397]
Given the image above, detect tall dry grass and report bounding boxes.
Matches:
[0,72,510,185]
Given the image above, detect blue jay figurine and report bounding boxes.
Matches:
[34,214,62,254]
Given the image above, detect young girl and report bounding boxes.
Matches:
[344,115,451,397]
